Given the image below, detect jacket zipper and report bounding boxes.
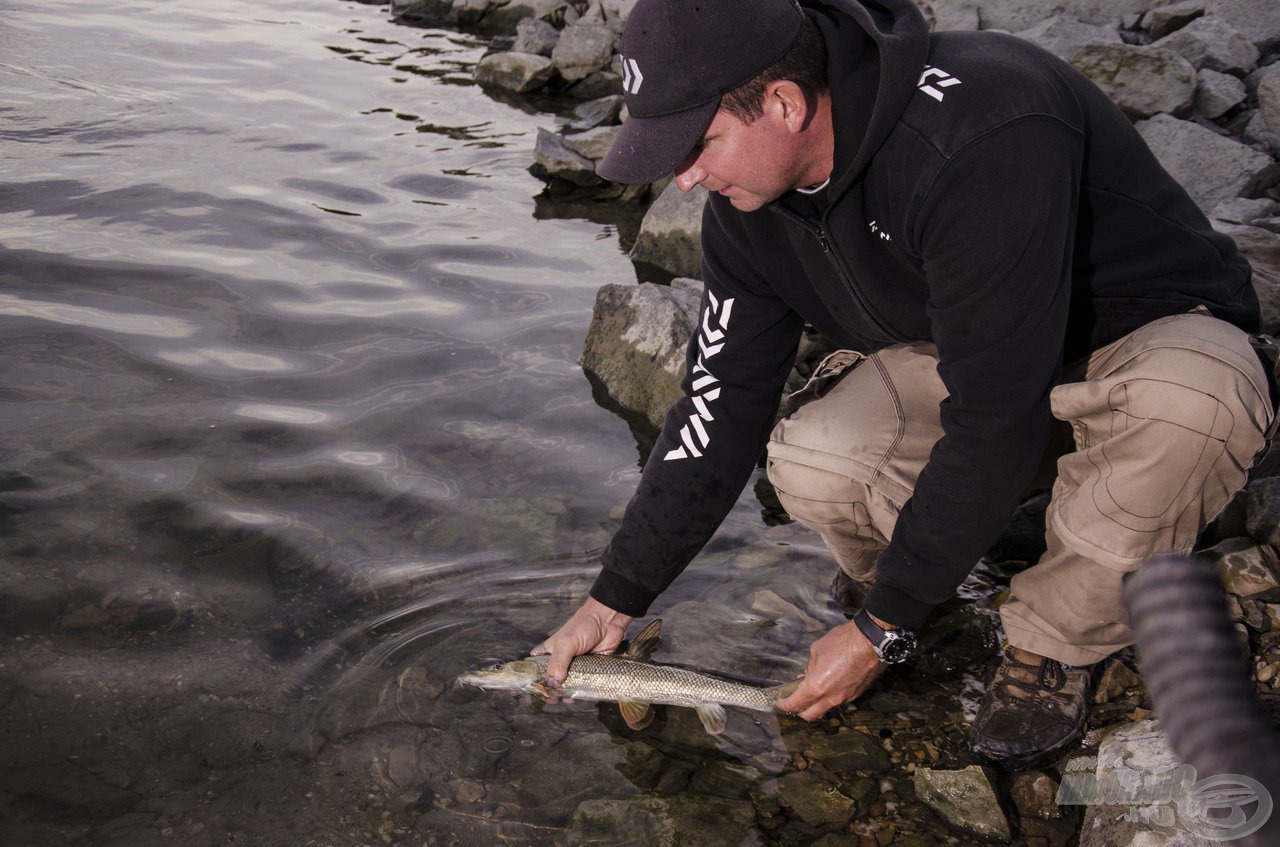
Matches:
[772,204,907,344]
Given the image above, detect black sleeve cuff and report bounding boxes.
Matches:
[862,577,939,631]
[589,567,656,618]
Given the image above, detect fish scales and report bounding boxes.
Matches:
[545,654,775,712]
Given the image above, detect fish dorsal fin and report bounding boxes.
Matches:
[619,700,654,731]
[695,703,728,735]
[622,619,662,660]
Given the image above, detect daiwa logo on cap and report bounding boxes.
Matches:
[622,56,644,94]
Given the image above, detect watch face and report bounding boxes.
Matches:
[880,631,916,664]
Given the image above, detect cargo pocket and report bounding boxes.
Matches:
[777,350,865,420]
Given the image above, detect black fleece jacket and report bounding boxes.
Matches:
[590,0,1257,629]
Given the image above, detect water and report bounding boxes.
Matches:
[0,2,1003,844]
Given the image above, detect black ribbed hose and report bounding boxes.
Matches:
[1124,553,1280,846]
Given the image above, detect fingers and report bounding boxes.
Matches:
[545,642,572,688]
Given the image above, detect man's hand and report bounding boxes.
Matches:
[775,618,887,721]
[531,596,634,688]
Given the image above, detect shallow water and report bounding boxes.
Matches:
[0,2,1001,844]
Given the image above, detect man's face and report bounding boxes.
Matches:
[673,107,805,212]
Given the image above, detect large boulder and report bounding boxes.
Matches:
[913,765,1012,842]
[511,17,560,56]
[1193,68,1247,119]
[532,127,601,186]
[1014,15,1122,63]
[1208,0,1280,53]
[923,0,1153,33]
[1069,44,1197,119]
[629,182,708,278]
[1135,114,1279,213]
[1142,1,1207,40]
[581,278,702,429]
[550,21,615,82]
[1151,16,1259,74]
[474,51,555,93]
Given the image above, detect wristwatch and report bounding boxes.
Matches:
[853,608,917,664]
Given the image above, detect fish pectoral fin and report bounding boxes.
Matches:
[619,700,654,731]
[621,619,662,660]
[695,703,728,735]
[528,681,559,702]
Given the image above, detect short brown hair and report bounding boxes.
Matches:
[720,14,829,122]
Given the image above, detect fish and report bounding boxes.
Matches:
[458,619,799,735]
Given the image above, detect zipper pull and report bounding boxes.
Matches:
[815,226,832,254]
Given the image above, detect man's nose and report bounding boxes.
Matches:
[674,153,705,192]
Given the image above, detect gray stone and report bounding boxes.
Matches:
[1092,657,1142,704]
[390,0,450,25]
[1208,0,1280,52]
[777,770,875,829]
[568,69,623,101]
[447,0,491,26]
[1142,1,1207,39]
[581,279,700,430]
[570,94,625,130]
[629,181,708,278]
[474,51,555,93]
[1194,68,1247,118]
[1074,721,1216,847]
[562,125,619,162]
[1211,197,1280,225]
[483,0,572,31]
[1015,16,1122,63]
[925,0,1152,33]
[550,22,615,82]
[511,17,560,56]
[913,765,1012,842]
[1135,114,1279,212]
[533,127,600,186]
[558,793,757,847]
[1152,16,1259,73]
[1070,44,1197,119]
[1243,110,1280,159]
[1211,220,1280,332]
[918,0,980,31]
[1258,67,1280,144]
[599,0,638,33]
[1203,537,1280,596]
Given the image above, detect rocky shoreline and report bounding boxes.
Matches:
[367,0,1280,843]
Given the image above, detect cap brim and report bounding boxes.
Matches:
[596,99,720,185]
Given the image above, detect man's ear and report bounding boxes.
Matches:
[766,80,813,133]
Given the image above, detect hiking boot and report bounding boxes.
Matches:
[829,569,872,618]
[970,647,1093,770]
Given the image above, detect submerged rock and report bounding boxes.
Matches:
[558,793,756,846]
[913,765,1011,842]
[777,770,876,829]
[581,278,700,429]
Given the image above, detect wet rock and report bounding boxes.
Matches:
[913,765,1011,842]
[777,770,876,829]
[685,759,763,800]
[391,0,451,25]
[1208,0,1280,53]
[629,181,707,278]
[533,127,601,186]
[0,576,66,633]
[751,589,825,632]
[799,727,892,774]
[912,606,1001,679]
[1142,1,1206,40]
[558,793,756,846]
[570,94,625,130]
[511,17,560,56]
[1246,476,1280,548]
[569,69,623,100]
[483,0,573,32]
[1204,537,1280,596]
[1092,657,1142,704]
[550,22,614,83]
[1015,16,1121,63]
[498,731,638,821]
[21,759,141,818]
[1070,44,1196,119]
[562,125,618,162]
[474,51,555,93]
[580,278,700,430]
[1152,16,1259,73]
[1011,770,1065,821]
[1194,68,1247,118]
[1135,114,1279,213]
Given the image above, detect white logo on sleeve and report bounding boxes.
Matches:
[917,65,961,101]
[664,292,735,461]
[622,57,644,95]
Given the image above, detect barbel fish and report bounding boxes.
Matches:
[458,619,799,735]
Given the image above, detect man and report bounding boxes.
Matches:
[534,0,1275,768]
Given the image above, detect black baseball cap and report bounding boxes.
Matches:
[596,0,807,185]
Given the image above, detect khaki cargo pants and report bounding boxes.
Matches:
[766,313,1275,666]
